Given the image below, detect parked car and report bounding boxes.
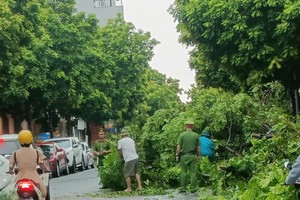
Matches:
[44,137,84,173]
[80,142,94,169]
[36,142,69,177]
[0,134,50,199]
[0,155,14,192]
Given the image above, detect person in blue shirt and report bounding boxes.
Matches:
[199,131,215,162]
[285,155,300,184]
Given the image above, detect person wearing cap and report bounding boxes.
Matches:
[93,128,112,189]
[175,120,200,193]
[118,129,142,192]
[199,130,215,162]
[93,128,112,168]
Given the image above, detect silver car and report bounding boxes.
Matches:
[80,142,94,169]
[45,137,84,173]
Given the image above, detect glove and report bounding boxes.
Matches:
[284,161,293,170]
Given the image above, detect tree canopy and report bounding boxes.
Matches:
[0,0,161,131]
[170,0,300,113]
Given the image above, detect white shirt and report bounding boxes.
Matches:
[118,137,138,162]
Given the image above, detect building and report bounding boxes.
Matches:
[0,115,15,134]
[76,0,124,27]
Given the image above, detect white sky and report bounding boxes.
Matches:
[122,0,195,102]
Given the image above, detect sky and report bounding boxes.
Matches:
[122,0,195,102]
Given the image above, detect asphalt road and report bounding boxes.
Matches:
[50,168,99,199]
[50,168,203,200]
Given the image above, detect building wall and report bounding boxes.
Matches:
[90,122,102,146]
[76,0,124,27]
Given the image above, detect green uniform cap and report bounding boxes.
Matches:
[184,120,194,125]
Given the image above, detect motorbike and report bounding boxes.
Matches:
[3,167,45,200]
[14,178,42,200]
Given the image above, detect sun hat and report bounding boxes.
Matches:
[120,129,129,136]
[201,131,211,137]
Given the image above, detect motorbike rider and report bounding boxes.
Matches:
[8,130,49,200]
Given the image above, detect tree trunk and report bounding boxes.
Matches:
[295,88,299,116]
[48,110,54,138]
[25,103,32,131]
[289,89,298,117]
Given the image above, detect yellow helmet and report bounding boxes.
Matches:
[18,130,33,145]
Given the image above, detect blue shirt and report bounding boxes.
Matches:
[199,136,215,158]
[286,155,300,184]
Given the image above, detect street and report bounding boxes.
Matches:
[50,168,99,199]
[49,168,202,200]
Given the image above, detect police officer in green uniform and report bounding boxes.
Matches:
[93,128,112,167]
[175,120,201,193]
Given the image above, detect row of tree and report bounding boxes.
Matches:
[0,0,182,134]
[2,0,300,198]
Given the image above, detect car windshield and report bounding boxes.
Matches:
[39,145,54,154]
[52,140,70,148]
[0,141,20,155]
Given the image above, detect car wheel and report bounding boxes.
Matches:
[78,156,84,171]
[85,158,89,170]
[46,181,50,200]
[69,157,76,174]
[64,160,69,175]
[56,162,60,177]
[53,162,60,177]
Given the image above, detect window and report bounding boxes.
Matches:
[53,140,71,148]
[94,0,112,8]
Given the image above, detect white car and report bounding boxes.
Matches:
[0,134,50,200]
[45,137,84,173]
[80,142,95,169]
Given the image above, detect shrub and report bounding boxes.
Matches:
[163,165,180,187]
[99,148,126,190]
